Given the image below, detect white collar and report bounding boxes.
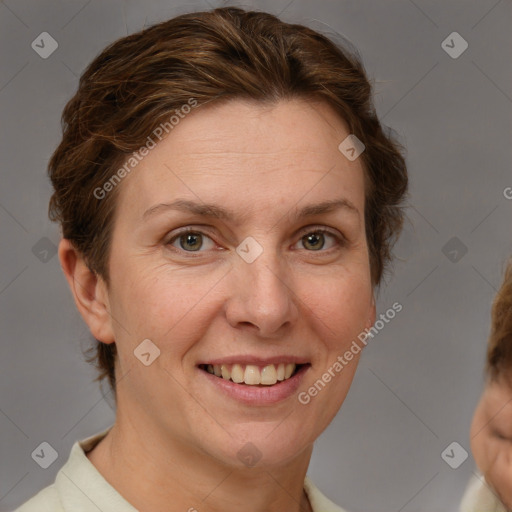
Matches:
[50,426,348,512]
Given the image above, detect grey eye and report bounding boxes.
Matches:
[168,231,215,252]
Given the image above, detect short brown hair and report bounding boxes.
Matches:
[486,259,512,383]
[48,7,408,396]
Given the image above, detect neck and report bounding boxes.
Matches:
[86,410,314,512]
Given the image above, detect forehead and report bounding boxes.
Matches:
[483,378,512,419]
[116,98,366,221]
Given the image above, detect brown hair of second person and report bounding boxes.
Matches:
[486,259,512,383]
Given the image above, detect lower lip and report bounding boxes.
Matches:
[198,365,310,405]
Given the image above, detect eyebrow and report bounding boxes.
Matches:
[142,197,359,223]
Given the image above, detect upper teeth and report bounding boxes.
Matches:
[204,363,296,385]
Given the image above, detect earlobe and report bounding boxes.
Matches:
[58,239,115,344]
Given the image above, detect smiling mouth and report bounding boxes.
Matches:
[198,363,306,386]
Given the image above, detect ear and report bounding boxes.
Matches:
[58,238,115,344]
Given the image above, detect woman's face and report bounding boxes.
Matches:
[102,98,375,467]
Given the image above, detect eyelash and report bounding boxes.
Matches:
[165,226,346,255]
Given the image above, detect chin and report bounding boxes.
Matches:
[203,424,313,469]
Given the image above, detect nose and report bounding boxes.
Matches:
[224,247,299,338]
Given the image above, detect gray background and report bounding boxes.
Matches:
[1,0,511,511]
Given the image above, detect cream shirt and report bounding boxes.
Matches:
[459,473,508,512]
[15,426,347,512]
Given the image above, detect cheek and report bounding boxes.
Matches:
[297,273,371,420]
[118,265,213,325]
[109,265,220,368]
[471,434,491,473]
[301,270,373,341]
[110,246,373,355]
[470,422,503,476]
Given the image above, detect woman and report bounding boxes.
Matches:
[16,7,408,512]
